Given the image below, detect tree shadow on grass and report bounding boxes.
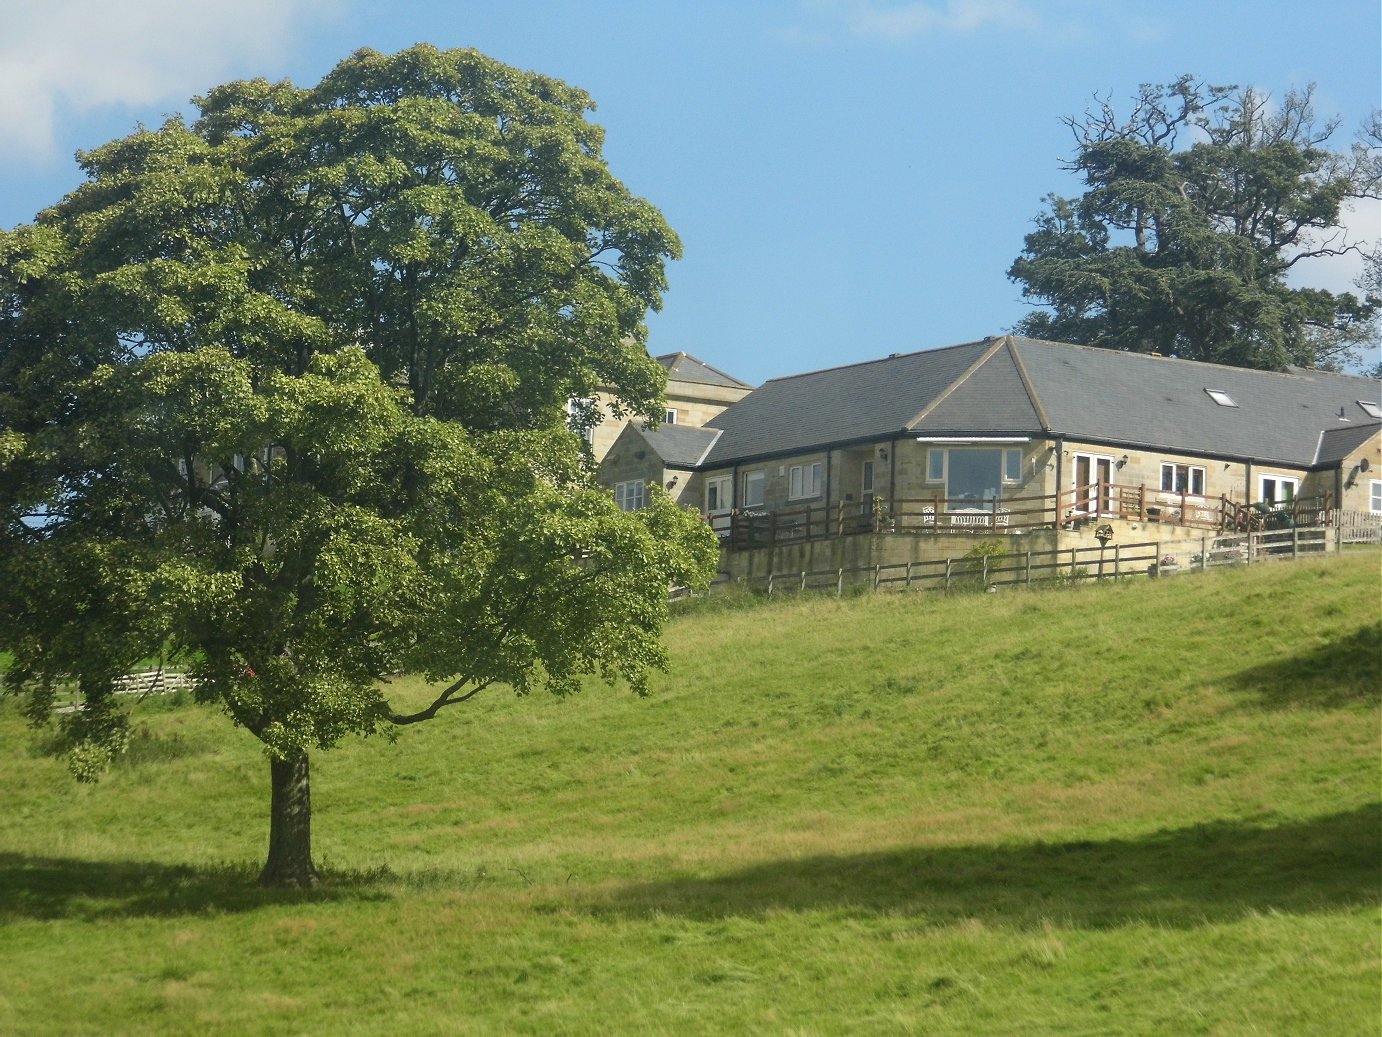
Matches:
[594,804,1381,931]
[1222,624,1381,710]
[0,855,395,921]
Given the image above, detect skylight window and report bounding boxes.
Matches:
[1359,401,1381,419]
[1204,389,1237,408]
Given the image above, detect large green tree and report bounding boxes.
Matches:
[0,45,718,887]
[1009,76,1381,369]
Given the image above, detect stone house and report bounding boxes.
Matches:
[597,336,1381,564]
[582,352,752,465]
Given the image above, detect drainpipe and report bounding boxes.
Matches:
[1053,437,1064,524]
[890,435,898,514]
[1244,459,1253,504]
[825,448,833,529]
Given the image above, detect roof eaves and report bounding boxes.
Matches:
[703,430,910,470]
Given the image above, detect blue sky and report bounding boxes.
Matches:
[1,0,1378,385]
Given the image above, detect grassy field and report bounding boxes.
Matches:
[1,553,1378,1035]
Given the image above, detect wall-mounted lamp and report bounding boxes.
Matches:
[666,476,679,490]
[1117,454,1129,469]
[878,447,888,461]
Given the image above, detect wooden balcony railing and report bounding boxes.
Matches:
[705,484,1333,552]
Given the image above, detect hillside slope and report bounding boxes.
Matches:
[2,553,1379,1035]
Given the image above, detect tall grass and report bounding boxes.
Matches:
[1,553,1378,1035]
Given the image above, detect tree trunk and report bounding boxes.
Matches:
[258,753,321,888]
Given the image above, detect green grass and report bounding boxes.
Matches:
[1,553,1379,1035]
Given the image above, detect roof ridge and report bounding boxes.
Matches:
[1005,336,1051,433]
[1013,336,1374,383]
[755,337,1000,387]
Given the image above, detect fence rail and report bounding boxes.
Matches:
[707,485,1332,551]
[678,524,1339,601]
[52,668,200,713]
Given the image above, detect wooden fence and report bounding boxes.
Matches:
[54,668,199,713]
[677,525,1336,600]
[707,485,1332,551]
[1330,509,1382,544]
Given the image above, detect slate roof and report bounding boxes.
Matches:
[1315,421,1382,465]
[1014,338,1381,466]
[630,423,722,468]
[655,352,753,389]
[698,335,1381,469]
[701,339,997,465]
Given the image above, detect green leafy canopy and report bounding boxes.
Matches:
[0,45,718,786]
[1009,75,1381,370]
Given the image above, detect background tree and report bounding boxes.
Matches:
[0,45,718,887]
[1009,75,1381,369]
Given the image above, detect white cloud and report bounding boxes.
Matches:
[0,0,342,163]
[1289,197,1382,296]
[822,0,1041,40]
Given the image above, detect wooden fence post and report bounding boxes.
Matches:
[945,558,952,592]
[905,560,912,590]
[837,568,844,596]
[1025,551,1032,586]
[767,572,774,596]
[1201,536,1208,572]
[800,571,807,592]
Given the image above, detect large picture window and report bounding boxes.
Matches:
[1160,463,1205,496]
[925,447,1022,503]
[788,462,822,500]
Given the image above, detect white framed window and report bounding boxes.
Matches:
[926,449,945,483]
[788,462,822,500]
[566,397,596,445]
[664,408,678,424]
[1205,389,1238,407]
[861,460,875,496]
[705,475,732,514]
[1004,448,1022,483]
[614,480,645,512]
[1160,463,1205,496]
[1258,474,1298,505]
[741,470,765,508]
[1359,402,1381,419]
[1369,480,1381,515]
